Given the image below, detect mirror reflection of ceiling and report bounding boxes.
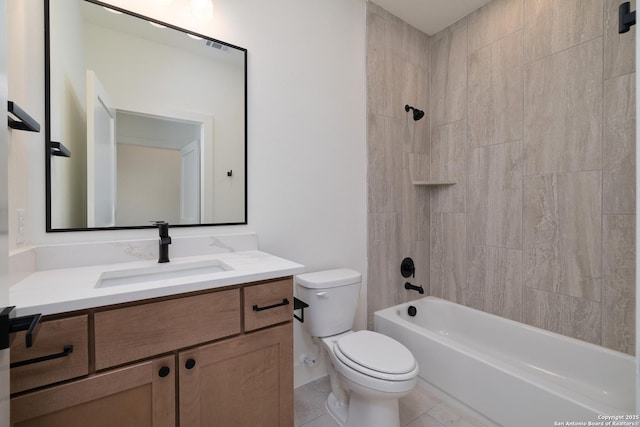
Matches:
[116,112,201,151]
[81,2,244,66]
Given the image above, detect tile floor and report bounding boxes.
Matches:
[294,376,499,427]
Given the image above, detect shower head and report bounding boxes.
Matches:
[405,105,425,121]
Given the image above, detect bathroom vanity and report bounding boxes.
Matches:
[7,238,304,427]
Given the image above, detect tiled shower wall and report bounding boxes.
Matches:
[366,2,431,326]
[367,0,636,354]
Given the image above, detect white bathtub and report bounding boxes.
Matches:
[374,297,636,427]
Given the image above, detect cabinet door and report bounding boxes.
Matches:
[10,355,175,427]
[179,322,293,427]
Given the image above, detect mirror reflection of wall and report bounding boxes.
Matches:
[116,111,202,226]
[48,0,246,230]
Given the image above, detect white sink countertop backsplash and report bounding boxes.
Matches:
[9,233,305,316]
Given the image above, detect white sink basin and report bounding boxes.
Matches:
[95,259,232,288]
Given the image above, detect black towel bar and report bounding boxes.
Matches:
[8,101,40,133]
[293,297,309,323]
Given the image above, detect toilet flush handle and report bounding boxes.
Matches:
[316,292,329,298]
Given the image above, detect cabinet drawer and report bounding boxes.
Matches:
[243,279,293,331]
[10,315,89,394]
[94,289,241,370]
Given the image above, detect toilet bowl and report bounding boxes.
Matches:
[296,269,419,427]
[321,330,418,427]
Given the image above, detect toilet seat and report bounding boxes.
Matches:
[333,331,417,381]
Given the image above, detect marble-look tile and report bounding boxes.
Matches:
[400,381,442,426]
[430,213,466,303]
[367,236,406,328]
[406,413,446,427]
[523,0,603,64]
[522,287,602,345]
[367,114,402,213]
[524,38,602,175]
[368,212,399,243]
[467,141,523,250]
[462,246,487,311]
[299,413,339,427]
[468,31,522,148]
[294,376,331,427]
[468,0,523,54]
[366,1,386,18]
[430,18,467,127]
[402,153,430,242]
[394,57,429,123]
[428,403,490,427]
[604,0,635,79]
[602,215,636,354]
[397,16,430,70]
[523,172,602,301]
[402,102,431,155]
[406,152,430,183]
[603,73,636,214]
[367,11,394,118]
[430,120,466,213]
[468,246,523,321]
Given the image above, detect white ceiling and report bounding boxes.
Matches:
[371,0,492,35]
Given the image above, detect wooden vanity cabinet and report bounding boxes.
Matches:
[11,355,175,427]
[179,322,293,427]
[10,277,294,427]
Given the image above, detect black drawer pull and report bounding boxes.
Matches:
[158,366,171,377]
[252,298,290,312]
[10,345,73,369]
[185,358,196,370]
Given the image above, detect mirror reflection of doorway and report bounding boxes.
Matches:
[86,70,116,228]
[116,110,203,226]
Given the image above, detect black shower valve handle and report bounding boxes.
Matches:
[400,257,415,278]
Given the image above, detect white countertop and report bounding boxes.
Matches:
[10,250,305,316]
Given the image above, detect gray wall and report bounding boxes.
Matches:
[367,0,636,355]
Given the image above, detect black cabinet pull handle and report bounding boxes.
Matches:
[252,298,290,312]
[158,366,171,377]
[10,345,73,369]
[8,101,40,132]
[185,358,196,370]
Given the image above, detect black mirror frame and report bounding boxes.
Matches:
[44,0,248,232]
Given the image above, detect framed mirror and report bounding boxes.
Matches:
[45,0,247,231]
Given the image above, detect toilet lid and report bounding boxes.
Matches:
[335,331,416,379]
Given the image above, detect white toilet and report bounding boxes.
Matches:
[296,269,418,427]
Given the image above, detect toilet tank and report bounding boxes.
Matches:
[295,269,361,338]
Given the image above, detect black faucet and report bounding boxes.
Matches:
[155,221,171,263]
[404,282,424,294]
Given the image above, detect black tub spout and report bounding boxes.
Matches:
[404,282,424,294]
